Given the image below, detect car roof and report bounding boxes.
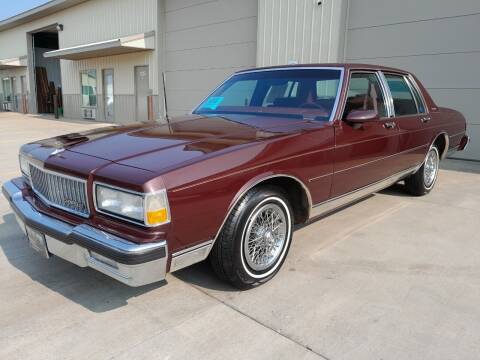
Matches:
[237,63,409,75]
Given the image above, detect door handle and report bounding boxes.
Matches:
[421,116,431,123]
[383,121,396,129]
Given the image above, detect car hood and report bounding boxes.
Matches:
[26,114,310,174]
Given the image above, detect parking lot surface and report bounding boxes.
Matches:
[1,112,479,360]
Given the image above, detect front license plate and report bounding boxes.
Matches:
[26,226,50,259]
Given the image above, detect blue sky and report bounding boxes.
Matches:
[0,0,50,21]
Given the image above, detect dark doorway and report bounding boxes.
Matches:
[32,28,62,114]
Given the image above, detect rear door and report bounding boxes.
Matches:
[382,73,431,170]
[332,71,400,197]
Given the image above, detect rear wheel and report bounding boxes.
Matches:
[405,145,440,196]
[209,186,293,289]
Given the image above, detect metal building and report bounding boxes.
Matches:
[0,0,477,160]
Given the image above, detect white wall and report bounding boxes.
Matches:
[61,51,155,95]
[345,0,480,160]
[257,0,348,66]
[162,0,258,115]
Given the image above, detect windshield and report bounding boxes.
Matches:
[194,68,342,121]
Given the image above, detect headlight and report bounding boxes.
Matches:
[95,184,170,226]
[19,153,30,178]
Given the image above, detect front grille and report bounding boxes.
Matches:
[29,164,90,217]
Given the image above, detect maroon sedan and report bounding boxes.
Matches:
[2,64,469,288]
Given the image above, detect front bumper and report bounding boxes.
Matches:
[2,180,168,287]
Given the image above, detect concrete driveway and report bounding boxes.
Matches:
[1,112,480,360]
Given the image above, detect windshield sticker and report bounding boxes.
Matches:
[201,96,224,110]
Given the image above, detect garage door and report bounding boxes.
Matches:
[164,0,258,116]
[345,0,480,160]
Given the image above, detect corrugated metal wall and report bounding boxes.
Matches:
[0,0,157,61]
[257,0,348,67]
[345,0,480,160]
[61,51,157,122]
[162,0,258,116]
[0,0,158,122]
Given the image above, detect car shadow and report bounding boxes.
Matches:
[173,261,238,292]
[378,182,412,197]
[0,213,166,313]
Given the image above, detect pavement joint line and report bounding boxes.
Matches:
[187,283,332,360]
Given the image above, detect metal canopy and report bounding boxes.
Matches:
[44,31,155,60]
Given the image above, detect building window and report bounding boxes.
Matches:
[81,70,97,107]
[2,77,12,102]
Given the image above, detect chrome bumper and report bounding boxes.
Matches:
[2,180,168,287]
[458,135,470,151]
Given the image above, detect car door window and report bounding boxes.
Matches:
[385,74,419,116]
[407,78,426,113]
[343,73,387,118]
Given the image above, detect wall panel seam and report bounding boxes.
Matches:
[348,11,480,31]
[166,15,257,34]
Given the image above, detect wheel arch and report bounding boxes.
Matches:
[431,131,449,160]
[213,173,313,243]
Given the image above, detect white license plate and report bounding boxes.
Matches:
[26,226,50,259]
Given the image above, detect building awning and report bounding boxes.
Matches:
[0,56,27,70]
[44,31,155,60]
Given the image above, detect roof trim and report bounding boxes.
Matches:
[0,0,89,32]
[238,63,409,74]
[0,56,28,70]
[43,31,155,60]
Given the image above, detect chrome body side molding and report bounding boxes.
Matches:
[309,165,420,219]
[170,240,214,272]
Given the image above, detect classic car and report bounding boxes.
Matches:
[2,64,469,289]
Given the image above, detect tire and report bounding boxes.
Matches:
[209,186,293,289]
[405,145,440,196]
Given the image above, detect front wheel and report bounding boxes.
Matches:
[209,186,293,289]
[405,145,440,196]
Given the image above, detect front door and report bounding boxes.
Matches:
[103,69,114,122]
[135,66,150,122]
[332,71,401,197]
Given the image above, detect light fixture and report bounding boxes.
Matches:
[56,24,63,32]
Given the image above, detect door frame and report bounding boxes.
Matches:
[134,65,150,122]
[331,69,400,197]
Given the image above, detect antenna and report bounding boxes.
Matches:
[162,72,171,126]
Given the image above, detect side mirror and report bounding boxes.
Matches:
[345,109,379,123]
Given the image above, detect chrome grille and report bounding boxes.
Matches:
[29,164,89,217]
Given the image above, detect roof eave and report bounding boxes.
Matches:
[0,0,89,32]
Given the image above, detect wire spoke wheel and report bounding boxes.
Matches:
[424,148,439,188]
[243,203,287,272]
